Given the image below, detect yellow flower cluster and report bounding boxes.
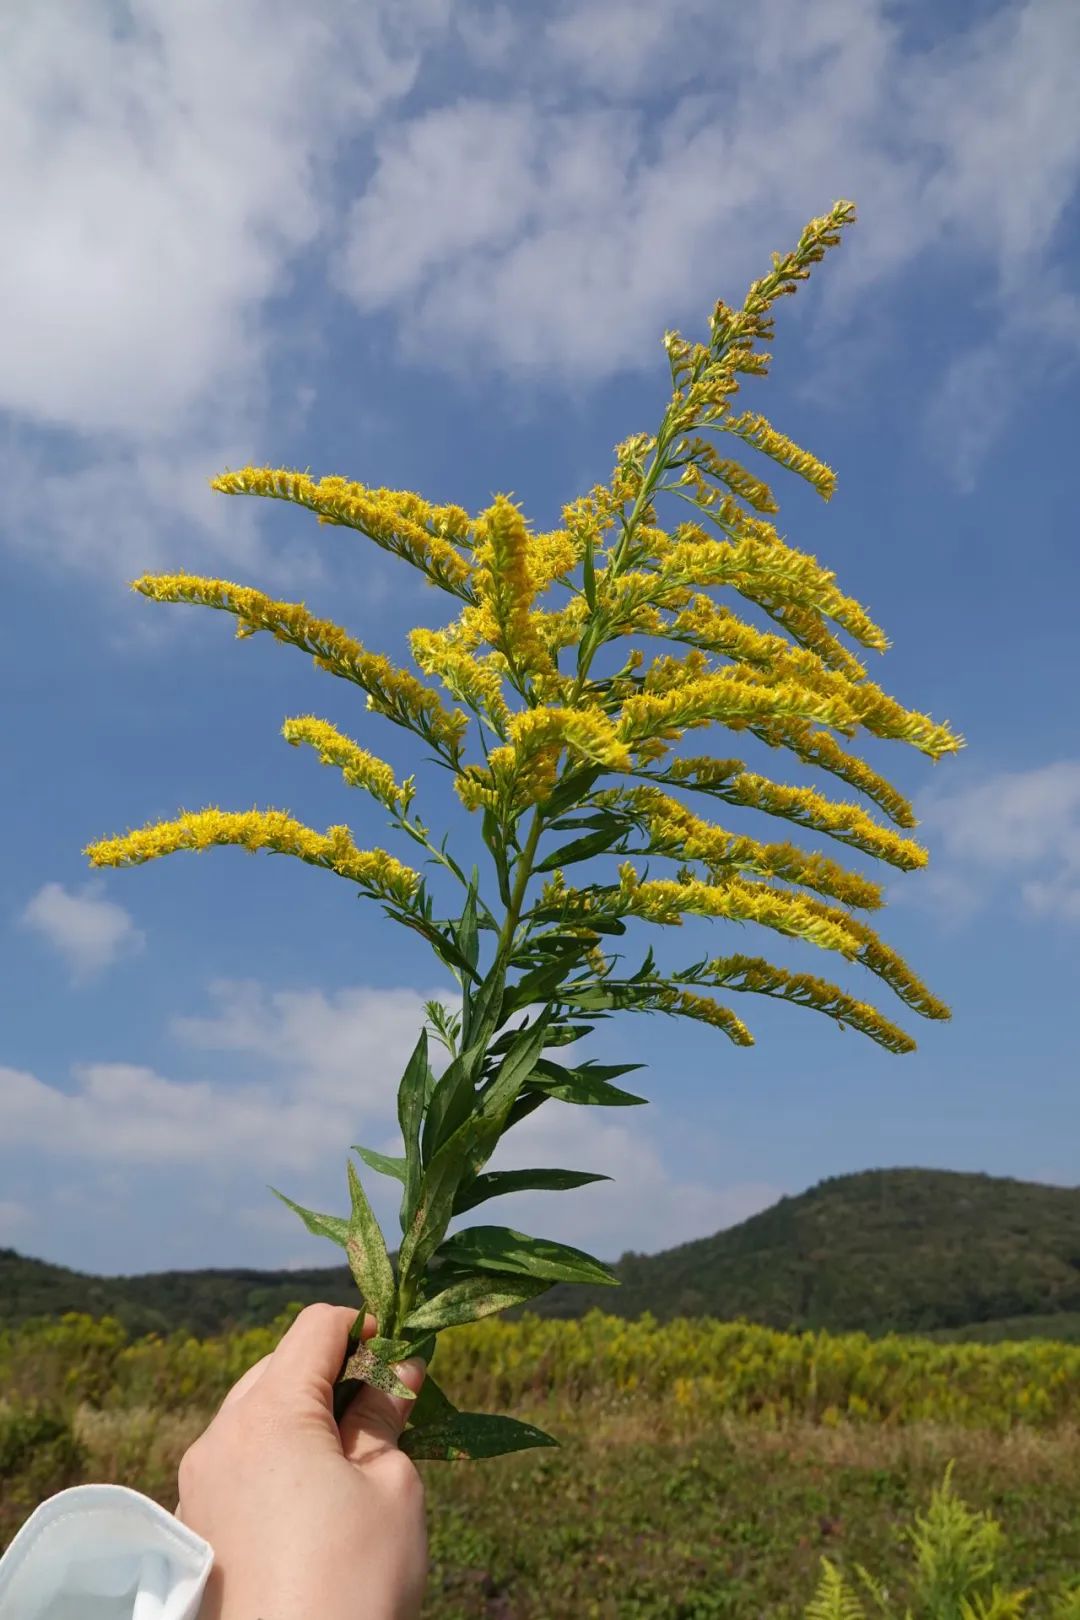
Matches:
[455,706,631,814]
[655,529,887,653]
[751,717,920,827]
[668,595,957,757]
[659,761,927,871]
[616,669,855,754]
[210,466,473,596]
[131,574,467,758]
[794,893,951,1021]
[723,412,836,500]
[85,808,420,904]
[675,438,780,515]
[409,627,510,733]
[463,495,553,678]
[613,863,864,953]
[705,952,915,1055]
[281,716,412,812]
[596,785,884,910]
[656,986,754,1045]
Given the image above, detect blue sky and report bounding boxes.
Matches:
[3,0,1079,1277]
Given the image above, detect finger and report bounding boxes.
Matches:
[259,1304,376,1401]
[218,1352,273,1413]
[340,1355,427,1459]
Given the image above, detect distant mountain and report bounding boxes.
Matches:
[4,1169,1080,1341]
[531,1168,1080,1334]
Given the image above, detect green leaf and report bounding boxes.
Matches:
[454,878,480,974]
[503,1091,548,1132]
[399,1411,558,1461]
[398,1114,481,1287]
[583,530,597,609]
[535,825,626,873]
[407,1372,458,1429]
[403,1271,552,1330]
[420,1047,475,1167]
[406,919,481,983]
[345,1161,396,1330]
[526,1059,647,1108]
[397,1030,432,1229]
[479,1010,554,1126]
[341,1340,417,1402]
[270,1188,348,1249]
[367,1332,435,1363]
[353,1146,408,1184]
[503,952,589,1017]
[453,1167,611,1215]
[438,1225,619,1288]
[539,765,603,818]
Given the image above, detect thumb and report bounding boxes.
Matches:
[339,1355,427,1459]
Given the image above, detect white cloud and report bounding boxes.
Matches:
[0,0,443,581]
[0,975,773,1258]
[912,760,1080,924]
[481,1101,782,1255]
[21,881,145,981]
[5,0,1077,589]
[0,0,436,442]
[171,978,450,1115]
[0,981,441,1174]
[336,0,1080,477]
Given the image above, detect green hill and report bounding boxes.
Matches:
[531,1168,1080,1333]
[4,1169,1080,1341]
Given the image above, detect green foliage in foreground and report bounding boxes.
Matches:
[6,1312,1080,1613]
[8,1169,1080,1341]
[5,1389,1080,1617]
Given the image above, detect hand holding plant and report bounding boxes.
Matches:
[87,201,960,1459]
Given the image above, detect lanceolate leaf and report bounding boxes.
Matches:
[454,878,480,976]
[399,1412,558,1462]
[407,1372,458,1429]
[478,1010,553,1126]
[397,1030,433,1227]
[397,1114,483,1287]
[353,1145,408,1184]
[421,1046,478,1167]
[539,765,603,818]
[502,953,589,1017]
[345,1161,396,1330]
[535,825,627,873]
[403,1271,552,1330]
[341,1340,417,1402]
[488,1020,593,1057]
[438,1225,619,1288]
[270,1188,348,1249]
[526,1059,648,1108]
[453,1167,611,1214]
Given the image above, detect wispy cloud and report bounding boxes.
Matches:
[20,881,145,982]
[0,975,775,1258]
[337,0,1080,486]
[909,760,1080,925]
[0,0,440,581]
[4,0,1077,593]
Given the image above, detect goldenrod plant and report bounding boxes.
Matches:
[87,202,960,1459]
[805,1465,1051,1620]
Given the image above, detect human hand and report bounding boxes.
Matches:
[177,1303,428,1620]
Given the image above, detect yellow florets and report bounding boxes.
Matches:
[464,495,554,678]
[85,808,421,905]
[210,467,473,596]
[281,716,413,813]
[131,574,468,758]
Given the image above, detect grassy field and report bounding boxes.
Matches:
[5,1312,1080,1616]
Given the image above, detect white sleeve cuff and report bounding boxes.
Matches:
[0,1485,213,1620]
